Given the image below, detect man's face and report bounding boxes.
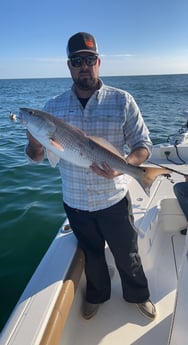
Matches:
[67,53,101,91]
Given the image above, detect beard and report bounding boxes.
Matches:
[73,72,98,90]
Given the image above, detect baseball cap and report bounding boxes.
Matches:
[67,32,98,58]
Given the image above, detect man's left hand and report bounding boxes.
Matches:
[90,162,122,179]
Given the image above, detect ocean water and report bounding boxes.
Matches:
[0,74,188,331]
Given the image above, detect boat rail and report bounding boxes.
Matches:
[0,227,84,345]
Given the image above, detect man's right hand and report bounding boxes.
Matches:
[26,130,45,161]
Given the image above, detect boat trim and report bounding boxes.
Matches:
[39,248,84,345]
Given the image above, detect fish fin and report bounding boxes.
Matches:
[88,136,125,160]
[50,138,64,151]
[46,150,60,168]
[136,166,170,196]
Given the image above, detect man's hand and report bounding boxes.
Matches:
[90,147,149,178]
[26,130,45,161]
[90,162,122,179]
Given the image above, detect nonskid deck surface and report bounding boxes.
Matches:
[61,231,185,345]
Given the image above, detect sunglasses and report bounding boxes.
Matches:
[70,55,98,68]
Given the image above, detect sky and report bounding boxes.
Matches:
[1,0,188,79]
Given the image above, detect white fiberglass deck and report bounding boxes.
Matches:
[61,233,185,345]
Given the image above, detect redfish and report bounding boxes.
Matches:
[19,107,170,196]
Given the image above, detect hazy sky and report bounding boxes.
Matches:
[1,0,188,79]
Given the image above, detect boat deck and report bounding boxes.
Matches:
[1,167,187,345]
[61,232,185,345]
[61,172,187,345]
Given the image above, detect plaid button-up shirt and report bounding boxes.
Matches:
[43,80,152,211]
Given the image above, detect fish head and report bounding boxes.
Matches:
[19,107,56,140]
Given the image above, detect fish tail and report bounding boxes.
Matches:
[136,166,170,196]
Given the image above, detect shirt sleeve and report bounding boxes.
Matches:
[122,94,152,158]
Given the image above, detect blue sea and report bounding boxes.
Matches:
[0,74,188,331]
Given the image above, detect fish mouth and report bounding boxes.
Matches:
[20,117,28,125]
[18,109,28,125]
[20,107,32,112]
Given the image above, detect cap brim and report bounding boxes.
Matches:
[69,49,98,57]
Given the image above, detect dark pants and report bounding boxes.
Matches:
[64,196,149,304]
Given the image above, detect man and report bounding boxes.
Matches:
[26,32,156,320]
